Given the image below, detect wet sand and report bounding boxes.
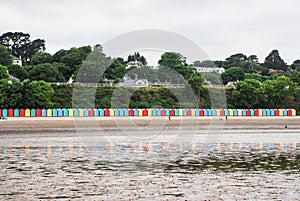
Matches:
[1,117,299,200]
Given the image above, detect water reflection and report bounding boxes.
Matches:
[0,141,299,200]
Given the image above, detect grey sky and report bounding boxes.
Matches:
[0,0,299,64]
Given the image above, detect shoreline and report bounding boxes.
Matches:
[0,117,299,133]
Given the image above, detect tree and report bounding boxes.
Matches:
[127,52,147,65]
[232,79,263,108]
[52,62,72,81]
[248,55,259,63]
[262,76,296,108]
[54,46,92,79]
[225,53,247,68]
[27,63,65,82]
[104,58,126,81]
[0,32,45,64]
[244,73,269,83]
[221,67,245,84]
[193,60,215,67]
[264,50,287,71]
[201,72,222,85]
[158,52,186,67]
[0,80,26,108]
[188,74,204,97]
[291,60,300,71]
[7,64,28,81]
[30,52,53,65]
[0,65,9,79]
[0,45,12,66]
[29,80,54,108]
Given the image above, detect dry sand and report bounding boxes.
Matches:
[0,116,299,131]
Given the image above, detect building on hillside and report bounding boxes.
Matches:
[117,75,149,87]
[195,66,225,73]
[126,60,143,69]
[12,56,22,66]
[226,81,237,88]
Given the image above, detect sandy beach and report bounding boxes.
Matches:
[0,116,299,132]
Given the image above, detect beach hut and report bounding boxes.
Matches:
[30,109,36,117]
[187,109,192,116]
[8,109,13,117]
[275,109,280,116]
[170,109,175,116]
[83,109,88,117]
[58,109,63,117]
[25,109,30,117]
[104,109,110,116]
[73,109,79,117]
[195,109,200,116]
[262,109,267,116]
[14,109,19,117]
[143,109,148,116]
[199,109,204,116]
[182,109,187,116]
[129,109,134,116]
[89,109,94,116]
[99,109,104,116]
[20,109,25,117]
[165,109,170,117]
[63,109,68,117]
[177,109,182,116]
[138,109,143,116]
[68,109,74,117]
[109,109,114,116]
[270,109,275,116]
[116,109,121,116]
[78,109,84,116]
[161,109,166,116]
[41,109,47,117]
[292,109,296,116]
[53,109,58,117]
[283,109,288,116]
[124,109,129,116]
[232,109,237,116]
[133,109,138,116]
[36,109,41,117]
[2,109,7,117]
[148,109,152,116]
[156,109,162,116]
[94,109,99,116]
[0,109,2,117]
[279,109,284,116]
[287,109,292,116]
[47,109,52,117]
[220,109,225,116]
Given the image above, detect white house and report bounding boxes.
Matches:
[12,56,22,66]
[126,60,143,69]
[195,66,225,73]
[117,75,149,87]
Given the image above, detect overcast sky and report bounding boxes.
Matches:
[1,0,299,64]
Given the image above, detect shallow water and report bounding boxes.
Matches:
[0,132,299,200]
